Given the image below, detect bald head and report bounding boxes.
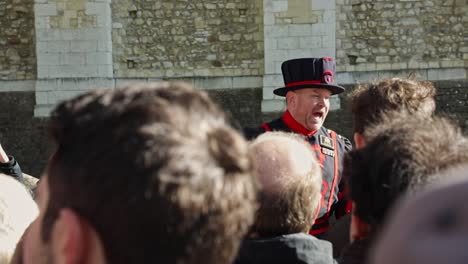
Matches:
[249,132,322,236]
[251,132,319,193]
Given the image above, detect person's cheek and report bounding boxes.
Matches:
[22,222,39,264]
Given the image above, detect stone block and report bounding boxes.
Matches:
[86,52,112,65]
[37,53,60,66]
[35,91,49,105]
[36,29,60,41]
[98,40,112,52]
[273,1,288,12]
[299,36,322,49]
[264,38,277,50]
[323,10,336,23]
[351,72,377,83]
[322,35,336,49]
[35,17,49,29]
[375,56,390,62]
[70,40,98,52]
[288,49,310,59]
[264,0,274,12]
[35,3,57,16]
[233,76,262,89]
[48,65,97,78]
[54,90,86,103]
[308,48,334,58]
[310,23,327,36]
[269,50,289,63]
[261,99,286,112]
[0,81,35,92]
[336,72,354,85]
[37,66,49,79]
[391,62,408,70]
[376,63,392,70]
[85,2,110,16]
[62,78,115,90]
[264,13,275,25]
[34,105,52,117]
[115,78,148,87]
[264,59,276,74]
[263,74,284,87]
[288,24,312,37]
[61,53,87,65]
[312,0,335,10]
[262,86,277,100]
[428,68,466,81]
[265,25,289,37]
[277,38,299,49]
[428,61,441,68]
[35,79,59,92]
[39,41,71,53]
[193,77,233,90]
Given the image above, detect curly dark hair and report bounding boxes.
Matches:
[42,82,257,264]
[349,77,436,134]
[345,113,468,229]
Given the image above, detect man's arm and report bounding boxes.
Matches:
[0,143,24,182]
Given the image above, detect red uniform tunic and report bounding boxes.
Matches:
[245,111,352,235]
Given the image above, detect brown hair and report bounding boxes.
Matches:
[249,132,321,237]
[345,113,468,229]
[42,82,257,264]
[350,77,436,134]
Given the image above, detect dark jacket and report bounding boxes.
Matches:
[0,155,23,183]
[234,233,337,264]
[337,238,371,264]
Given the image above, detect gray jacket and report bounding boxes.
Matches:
[234,233,337,264]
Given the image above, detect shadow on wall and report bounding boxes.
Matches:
[0,80,467,177]
[0,92,50,178]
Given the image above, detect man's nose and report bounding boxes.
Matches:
[317,98,326,107]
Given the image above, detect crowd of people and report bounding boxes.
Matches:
[0,57,467,264]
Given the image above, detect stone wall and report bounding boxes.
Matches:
[0,0,36,80]
[34,0,112,79]
[262,0,338,112]
[0,92,49,177]
[111,0,264,78]
[336,0,468,72]
[2,80,468,176]
[0,87,262,177]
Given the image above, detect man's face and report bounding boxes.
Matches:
[23,175,54,264]
[287,88,331,131]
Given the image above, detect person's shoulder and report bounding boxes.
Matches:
[242,118,285,140]
[323,127,353,151]
[242,126,265,140]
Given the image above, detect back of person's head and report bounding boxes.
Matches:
[350,77,436,135]
[370,164,468,264]
[345,114,468,231]
[249,131,322,237]
[0,174,38,263]
[42,82,257,264]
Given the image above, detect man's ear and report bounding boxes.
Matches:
[51,208,86,264]
[354,132,366,149]
[286,91,296,110]
[350,202,370,242]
